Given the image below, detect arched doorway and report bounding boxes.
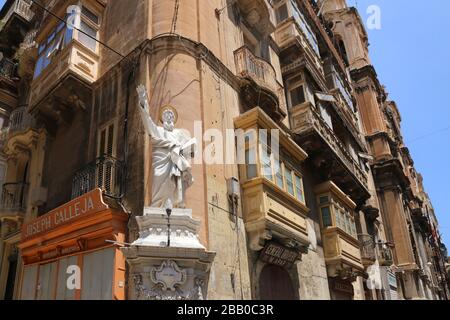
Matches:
[259,264,296,300]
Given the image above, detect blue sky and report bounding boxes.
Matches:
[1,0,448,249]
[349,0,450,249]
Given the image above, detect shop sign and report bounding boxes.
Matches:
[260,242,299,268]
[22,189,109,241]
[332,279,355,295]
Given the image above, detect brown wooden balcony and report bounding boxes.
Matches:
[315,181,365,277]
[71,155,124,200]
[0,0,34,56]
[358,234,376,267]
[234,46,287,121]
[275,18,324,76]
[291,102,370,205]
[0,182,29,219]
[28,40,98,132]
[235,108,310,252]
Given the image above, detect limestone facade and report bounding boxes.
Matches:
[0,0,447,300]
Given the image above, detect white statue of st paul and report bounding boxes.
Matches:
[137,85,197,209]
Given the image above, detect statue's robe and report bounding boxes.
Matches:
[139,106,194,208]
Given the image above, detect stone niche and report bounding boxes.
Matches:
[122,208,215,300]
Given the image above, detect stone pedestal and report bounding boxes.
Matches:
[122,208,215,300]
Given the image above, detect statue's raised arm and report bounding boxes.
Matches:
[137,84,159,138]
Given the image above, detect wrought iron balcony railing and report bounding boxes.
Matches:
[71,155,124,200]
[0,182,28,212]
[378,242,394,266]
[9,106,36,133]
[358,234,376,263]
[0,57,17,80]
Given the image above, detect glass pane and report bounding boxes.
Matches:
[321,206,332,227]
[290,85,305,107]
[245,149,257,180]
[64,27,74,47]
[261,147,273,181]
[319,196,329,204]
[78,20,97,51]
[285,168,294,196]
[295,175,304,203]
[344,213,351,234]
[82,6,99,24]
[34,56,45,79]
[274,158,284,189]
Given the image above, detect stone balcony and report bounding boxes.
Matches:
[28,40,99,132]
[275,18,324,77]
[291,102,370,205]
[234,46,287,121]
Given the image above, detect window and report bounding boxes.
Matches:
[319,103,333,130]
[33,5,100,79]
[275,3,289,24]
[98,122,116,157]
[321,206,332,228]
[274,157,284,189]
[289,85,306,107]
[294,174,305,203]
[34,19,72,79]
[284,167,295,196]
[290,0,320,56]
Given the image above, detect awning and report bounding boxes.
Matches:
[315,92,336,103]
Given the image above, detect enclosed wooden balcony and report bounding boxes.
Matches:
[275,18,324,76]
[28,40,98,131]
[234,46,287,121]
[0,182,29,220]
[315,181,364,277]
[235,108,310,252]
[291,102,370,205]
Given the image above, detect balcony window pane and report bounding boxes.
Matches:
[78,20,97,51]
[82,6,99,25]
[275,3,289,24]
[274,159,284,189]
[335,208,341,228]
[289,85,305,108]
[295,175,305,203]
[64,27,74,47]
[285,168,294,196]
[245,149,257,180]
[321,206,332,228]
[261,147,273,182]
[344,213,351,234]
[319,196,329,204]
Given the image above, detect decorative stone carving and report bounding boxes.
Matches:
[122,208,215,300]
[151,260,186,291]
